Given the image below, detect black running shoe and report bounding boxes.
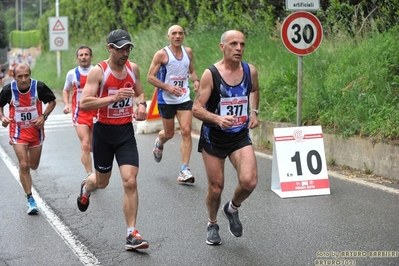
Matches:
[77,180,90,212]
[206,224,222,245]
[125,230,149,250]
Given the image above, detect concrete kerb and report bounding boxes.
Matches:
[141,112,399,180]
[138,110,398,180]
[249,120,399,181]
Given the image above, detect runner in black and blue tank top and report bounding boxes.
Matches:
[192,30,260,246]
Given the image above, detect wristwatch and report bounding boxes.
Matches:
[250,109,259,116]
[138,102,147,108]
[42,114,49,121]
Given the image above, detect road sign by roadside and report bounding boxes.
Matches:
[281,11,323,56]
[49,17,69,51]
[285,0,320,11]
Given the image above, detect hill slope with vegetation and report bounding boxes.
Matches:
[2,0,399,141]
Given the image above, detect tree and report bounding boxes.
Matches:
[0,2,8,48]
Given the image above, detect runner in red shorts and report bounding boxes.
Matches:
[63,45,96,176]
[0,63,56,214]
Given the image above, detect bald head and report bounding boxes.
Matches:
[168,25,184,35]
[13,63,31,77]
[220,30,245,44]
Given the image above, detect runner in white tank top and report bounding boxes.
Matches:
[147,25,200,184]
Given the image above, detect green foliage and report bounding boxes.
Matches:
[319,0,399,37]
[0,6,8,48]
[3,0,52,33]
[196,0,276,36]
[315,27,399,140]
[5,0,399,142]
[9,30,40,48]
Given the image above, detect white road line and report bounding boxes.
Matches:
[0,115,73,136]
[0,145,100,266]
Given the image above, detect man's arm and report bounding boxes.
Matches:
[0,106,11,128]
[248,64,260,129]
[33,99,56,128]
[193,68,240,129]
[186,47,200,92]
[131,62,147,121]
[80,66,115,110]
[147,50,182,97]
[42,100,56,117]
[0,88,12,127]
[147,50,168,90]
[62,71,73,114]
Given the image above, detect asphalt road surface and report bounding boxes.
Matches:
[1,81,399,266]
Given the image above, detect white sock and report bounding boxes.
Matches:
[228,201,238,213]
[82,186,91,197]
[127,227,135,236]
[208,219,217,225]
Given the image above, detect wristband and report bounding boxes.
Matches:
[139,101,147,108]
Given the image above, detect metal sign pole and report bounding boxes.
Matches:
[297,56,303,126]
[281,12,322,126]
[56,0,61,78]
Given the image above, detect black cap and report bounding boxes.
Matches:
[106,29,134,48]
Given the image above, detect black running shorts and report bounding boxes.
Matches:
[198,128,252,159]
[158,100,193,119]
[92,122,139,173]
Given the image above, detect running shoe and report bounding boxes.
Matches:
[153,137,163,163]
[177,168,195,183]
[206,224,222,245]
[125,229,149,250]
[27,196,38,215]
[77,179,90,212]
[222,202,242,237]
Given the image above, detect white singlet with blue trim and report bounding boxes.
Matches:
[156,45,191,105]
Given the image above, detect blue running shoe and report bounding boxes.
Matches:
[27,197,38,215]
[153,137,163,163]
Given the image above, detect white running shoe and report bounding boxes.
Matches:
[177,168,195,183]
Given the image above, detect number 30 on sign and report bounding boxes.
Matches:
[271,126,330,198]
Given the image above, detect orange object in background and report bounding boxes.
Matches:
[9,61,17,77]
[146,88,161,120]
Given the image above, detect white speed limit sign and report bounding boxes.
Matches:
[281,11,323,56]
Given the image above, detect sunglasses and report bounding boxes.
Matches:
[111,45,133,52]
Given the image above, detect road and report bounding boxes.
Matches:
[1,80,399,265]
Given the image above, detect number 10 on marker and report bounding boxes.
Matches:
[271,126,330,198]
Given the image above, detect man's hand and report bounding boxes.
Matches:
[167,85,183,97]
[63,105,70,114]
[248,112,259,129]
[134,105,147,121]
[218,115,237,129]
[115,88,135,102]
[1,116,10,128]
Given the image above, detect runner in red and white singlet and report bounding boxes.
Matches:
[63,46,95,175]
[76,29,149,250]
[0,63,56,214]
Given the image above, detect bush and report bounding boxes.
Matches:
[9,30,40,48]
